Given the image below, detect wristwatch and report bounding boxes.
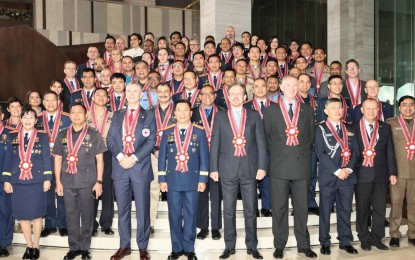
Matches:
[96,180,103,184]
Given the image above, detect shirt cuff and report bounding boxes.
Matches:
[116,153,125,161]
[346,168,353,174]
[131,154,138,162]
[333,169,341,176]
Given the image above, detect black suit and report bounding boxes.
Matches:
[263,101,315,250]
[191,105,222,232]
[314,122,359,247]
[341,79,367,107]
[210,108,267,250]
[353,120,397,243]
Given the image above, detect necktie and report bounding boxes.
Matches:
[116,96,121,108]
[70,81,75,91]
[24,133,29,146]
[213,75,218,87]
[87,91,91,100]
[129,109,135,126]
[260,101,265,113]
[48,115,54,132]
[369,123,374,141]
[180,129,186,136]
[187,92,192,101]
[260,56,264,64]
[205,109,211,117]
[223,53,227,60]
[235,110,241,130]
[288,103,294,120]
[336,124,342,137]
[280,64,284,71]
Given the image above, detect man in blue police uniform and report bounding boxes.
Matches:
[314,98,360,255]
[0,109,12,257]
[159,99,209,260]
[36,91,72,238]
[106,82,156,260]
[70,68,96,110]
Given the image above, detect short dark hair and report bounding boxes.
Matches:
[82,68,96,77]
[398,95,415,106]
[301,42,313,50]
[314,47,326,54]
[241,31,251,37]
[207,54,221,63]
[203,40,216,48]
[184,70,197,79]
[174,99,191,110]
[232,42,244,50]
[43,90,59,100]
[249,45,261,52]
[71,102,87,114]
[330,60,342,67]
[325,98,342,109]
[21,107,37,119]
[170,31,182,40]
[122,56,134,63]
[145,32,154,38]
[7,97,22,108]
[94,87,108,96]
[175,42,186,49]
[224,68,236,76]
[193,51,205,59]
[110,73,126,82]
[105,35,116,43]
[49,79,63,89]
[157,82,172,92]
[130,33,143,45]
[328,75,343,83]
[298,73,311,81]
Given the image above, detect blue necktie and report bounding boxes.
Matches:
[115,96,121,109]
[70,81,75,91]
[48,115,54,133]
[260,101,265,113]
[288,103,294,120]
[24,133,29,146]
[235,110,241,130]
[213,75,217,86]
[205,109,211,117]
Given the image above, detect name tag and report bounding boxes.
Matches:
[395,127,402,130]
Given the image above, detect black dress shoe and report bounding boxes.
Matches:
[408,238,415,246]
[308,207,319,216]
[361,242,371,251]
[290,210,294,216]
[247,249,263,259]
[0,247,9,257]
[196,229,208,240]
[81,250,92,259]
[273,249,284,259]
[339,245,358,254]
[211,229,221,240]
[371,240,388,250]
[64,250,82,260]
[40,228,57,237]
[59,228,68,236]
[150,226,155,234]
[186,252,198,260]
[92,229,98,237]
[298,248,317,258]
[256,209,260,217]
[389,238,400,247]
[32,248,40,259]
[385,219,390,227]
[320,246,331,255]
[261,208,272,217]
[168,252,183,260]
[22,247,33,259]
[101,227,114,235]
[219,248,235,259]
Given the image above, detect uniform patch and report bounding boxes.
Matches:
[142,128,150,137]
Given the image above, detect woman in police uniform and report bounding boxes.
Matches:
[2,108,52,260]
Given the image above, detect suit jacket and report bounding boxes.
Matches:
[158,125,209,191]
[320,96,354,123]
[387,116,415,179]
[76,63,88,84]
[318,80,330,99]
[263,102,315,180]
[314,122,359,187]
[341,79,367,106]
[215,87,229,110]
[353,120,397,183]
[352,101,394,122]
[70,88,94,109]
[191,105,217,127]
[210,108,267,179]
[106,108,157,183]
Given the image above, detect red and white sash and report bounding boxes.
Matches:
[110,93,126,112]
[42,112,61,152]
[277,62,289,79]
[122,108,141,155]
[64,78,80,93]
[18,129,37,180]
[252,98,270,118]
[181,89,200,107]
[346,79,361,107]
[279,100,300,146]
[199,105,218,148]
[170,79,185,95]
[208,72,223,91]
[297,93,316,111]
[397,115,415,160]
[247,63,263,80]
[155,104,173,147]
[313,65,326,93]
[359,119,379,167]
[174,124,194,172]
[91,106,109,139]
[228,108,247,156]
[66,124,88,174]
[326,121,351,167]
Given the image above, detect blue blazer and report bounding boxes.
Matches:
[158,125,209,191]
[70,89,93,109]
[106,107,157,183]
[314,122,359,187]
[2,131,52,184]
[0,126,12,176]
[352,101,394,122]
[35,112,72,132]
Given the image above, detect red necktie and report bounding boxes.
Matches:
[129,109,135,126]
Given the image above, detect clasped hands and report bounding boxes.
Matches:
[119,155,136,169]
[210,170,266,181]
[338,168,352,180]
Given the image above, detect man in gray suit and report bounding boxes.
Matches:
[210,83,267,259]
[263,75,317,259]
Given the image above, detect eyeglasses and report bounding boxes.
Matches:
[183,77,195,81]
[346,66,359,71]
[365,85,379,89]
[148,77,160,81]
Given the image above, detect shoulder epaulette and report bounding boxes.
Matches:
[10,130,18,134]
[37,130,47,134]
[61,112,70,116]
[193,123,204,130]
[243,100,252,105]
[386,117,396,123]
[72,89,82,93]
[163,124,176,131]
[59,127,69,133]
[4,126,14,130]
[316,120,326,125]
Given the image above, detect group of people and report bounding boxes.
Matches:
[0,25,414,260]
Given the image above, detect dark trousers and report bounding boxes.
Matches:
[356,182,387,243]
[93,151,114,230]
[63,187,94,251]
[45,160,67,229]
[197,177,222,230]
[319,185,354,246]
[308,148,318,208]
[258,175,271,210]
[114,174,150,249]
[271,178,310,250]
[168,190,199,253]
[0,188,12,247]
[221,177,258,250]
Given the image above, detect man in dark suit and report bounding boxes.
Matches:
[342,59,367,108]
[76,46,99,82]
[191,85,223,240]
[314,98,360,255]
[263,75,317,259]
[106,82,157,260]
[210,83,267,259]
[352,80,394,122]
[354,98,397,251]
[70,68,96,110]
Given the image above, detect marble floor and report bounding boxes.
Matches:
[5,239,415,260]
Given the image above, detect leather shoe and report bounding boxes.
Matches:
[40,228,57,237]
[139,249,150,260]
[59,228,68,236]
[110,247,131,260]
[168,252,183,260]
[371,240,388,250]
[150,226,154,234]
[186,252,198,260]
[256,209,260,217]
[32,248,40,259]
[339,245,358,254]
[320,246,331,255]
[101,227,114,235]
[385,219,390,227]
[408,238,415,246]
[298,248,317,258]
[92,229,98,236]
[196,229,208,240]
[219,248,235,259]
[389,238,400,247]
[81,250,92,259]
[361,242,371,251]
[308,207,319,216]
[0,247,9,258]
[273,249,284,259]
[261,208,272,217]
[22,247,32,259]
[247,249,263,259]
[211,229,221,240]
[64,250,82,260]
